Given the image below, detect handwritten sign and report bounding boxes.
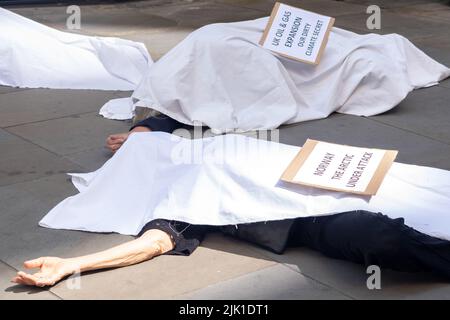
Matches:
[281,139,398,195]
[259,2,335,65]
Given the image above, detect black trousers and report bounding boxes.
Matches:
[221,211,450,279]
[142,211,450,279]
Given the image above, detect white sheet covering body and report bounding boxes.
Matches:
[0,8,152,90]
[132,17,450,132]
[40,133,450,241]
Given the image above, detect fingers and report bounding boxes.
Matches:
[13,271,41,287]
[108,133,126,140]
[106,136,125,145]
[106,133,128,145]
[106,139,125,150]
[108,143,123,152]
[24,257,44,269]
[106,133,128,153]
[12,271,58,287]
[11,276,23,284]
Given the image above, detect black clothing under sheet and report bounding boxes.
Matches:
[131,114,191,133]
[140,211,450,278]
[134,115,450,278]
[138,219,212,256]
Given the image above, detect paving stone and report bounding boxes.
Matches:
[0,174,131,269]
[0,89,121,128]
[334,12,448,40]
[369,86,450,146]
[0,129,82,187]
[13,1,263,33]
[411,35,450,68]
[176,264,350,299]
[39,7,177,37]
[113,91,134,99]
[0,261,59,300]
[440,78,450,89]
[50,233,277,299]
[6,112,131,156]
[125,28,194,60]
[279,113,450,170]
[252,246,450,300]
[137,1,265,28]
[389,2,450,24]
[0,86,27,95]
[64,147,113,172]
[344,0,442,9]
[214,0,367,16]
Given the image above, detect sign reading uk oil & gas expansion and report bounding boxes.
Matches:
[260,2,335,65]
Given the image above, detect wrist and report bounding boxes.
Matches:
[64,257,86,274]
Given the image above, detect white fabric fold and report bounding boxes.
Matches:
[0,7,152,91]
[2,9,449,127]
[99,97,135,120]
[40,133,450,240]
[132,18,450,132]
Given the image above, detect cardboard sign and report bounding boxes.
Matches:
[259,2,335,65]
[281,139,398,195]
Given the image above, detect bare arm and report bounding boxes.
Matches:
[12,229,174,287]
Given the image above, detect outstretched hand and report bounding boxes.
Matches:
[11,257,78,287]
[106,126,151,153]
[106,132,130,153]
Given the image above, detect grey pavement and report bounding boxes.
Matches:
[1,0,450,300]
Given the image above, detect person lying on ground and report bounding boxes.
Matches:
[124,18,449,132]
[11,117,450,287]
[12,212,450,287]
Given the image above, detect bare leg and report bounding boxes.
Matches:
[11,229,174,287]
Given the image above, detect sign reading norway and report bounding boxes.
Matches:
[281,140,398,195]
[260,2,335,65]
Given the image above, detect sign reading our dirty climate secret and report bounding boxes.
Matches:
[281,139,398,196]
[260,2,335,65]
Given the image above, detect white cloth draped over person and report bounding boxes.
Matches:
[129,17,450,132]
[0,7,152,91]
[1,8,449,126]
[40,132,450,241]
